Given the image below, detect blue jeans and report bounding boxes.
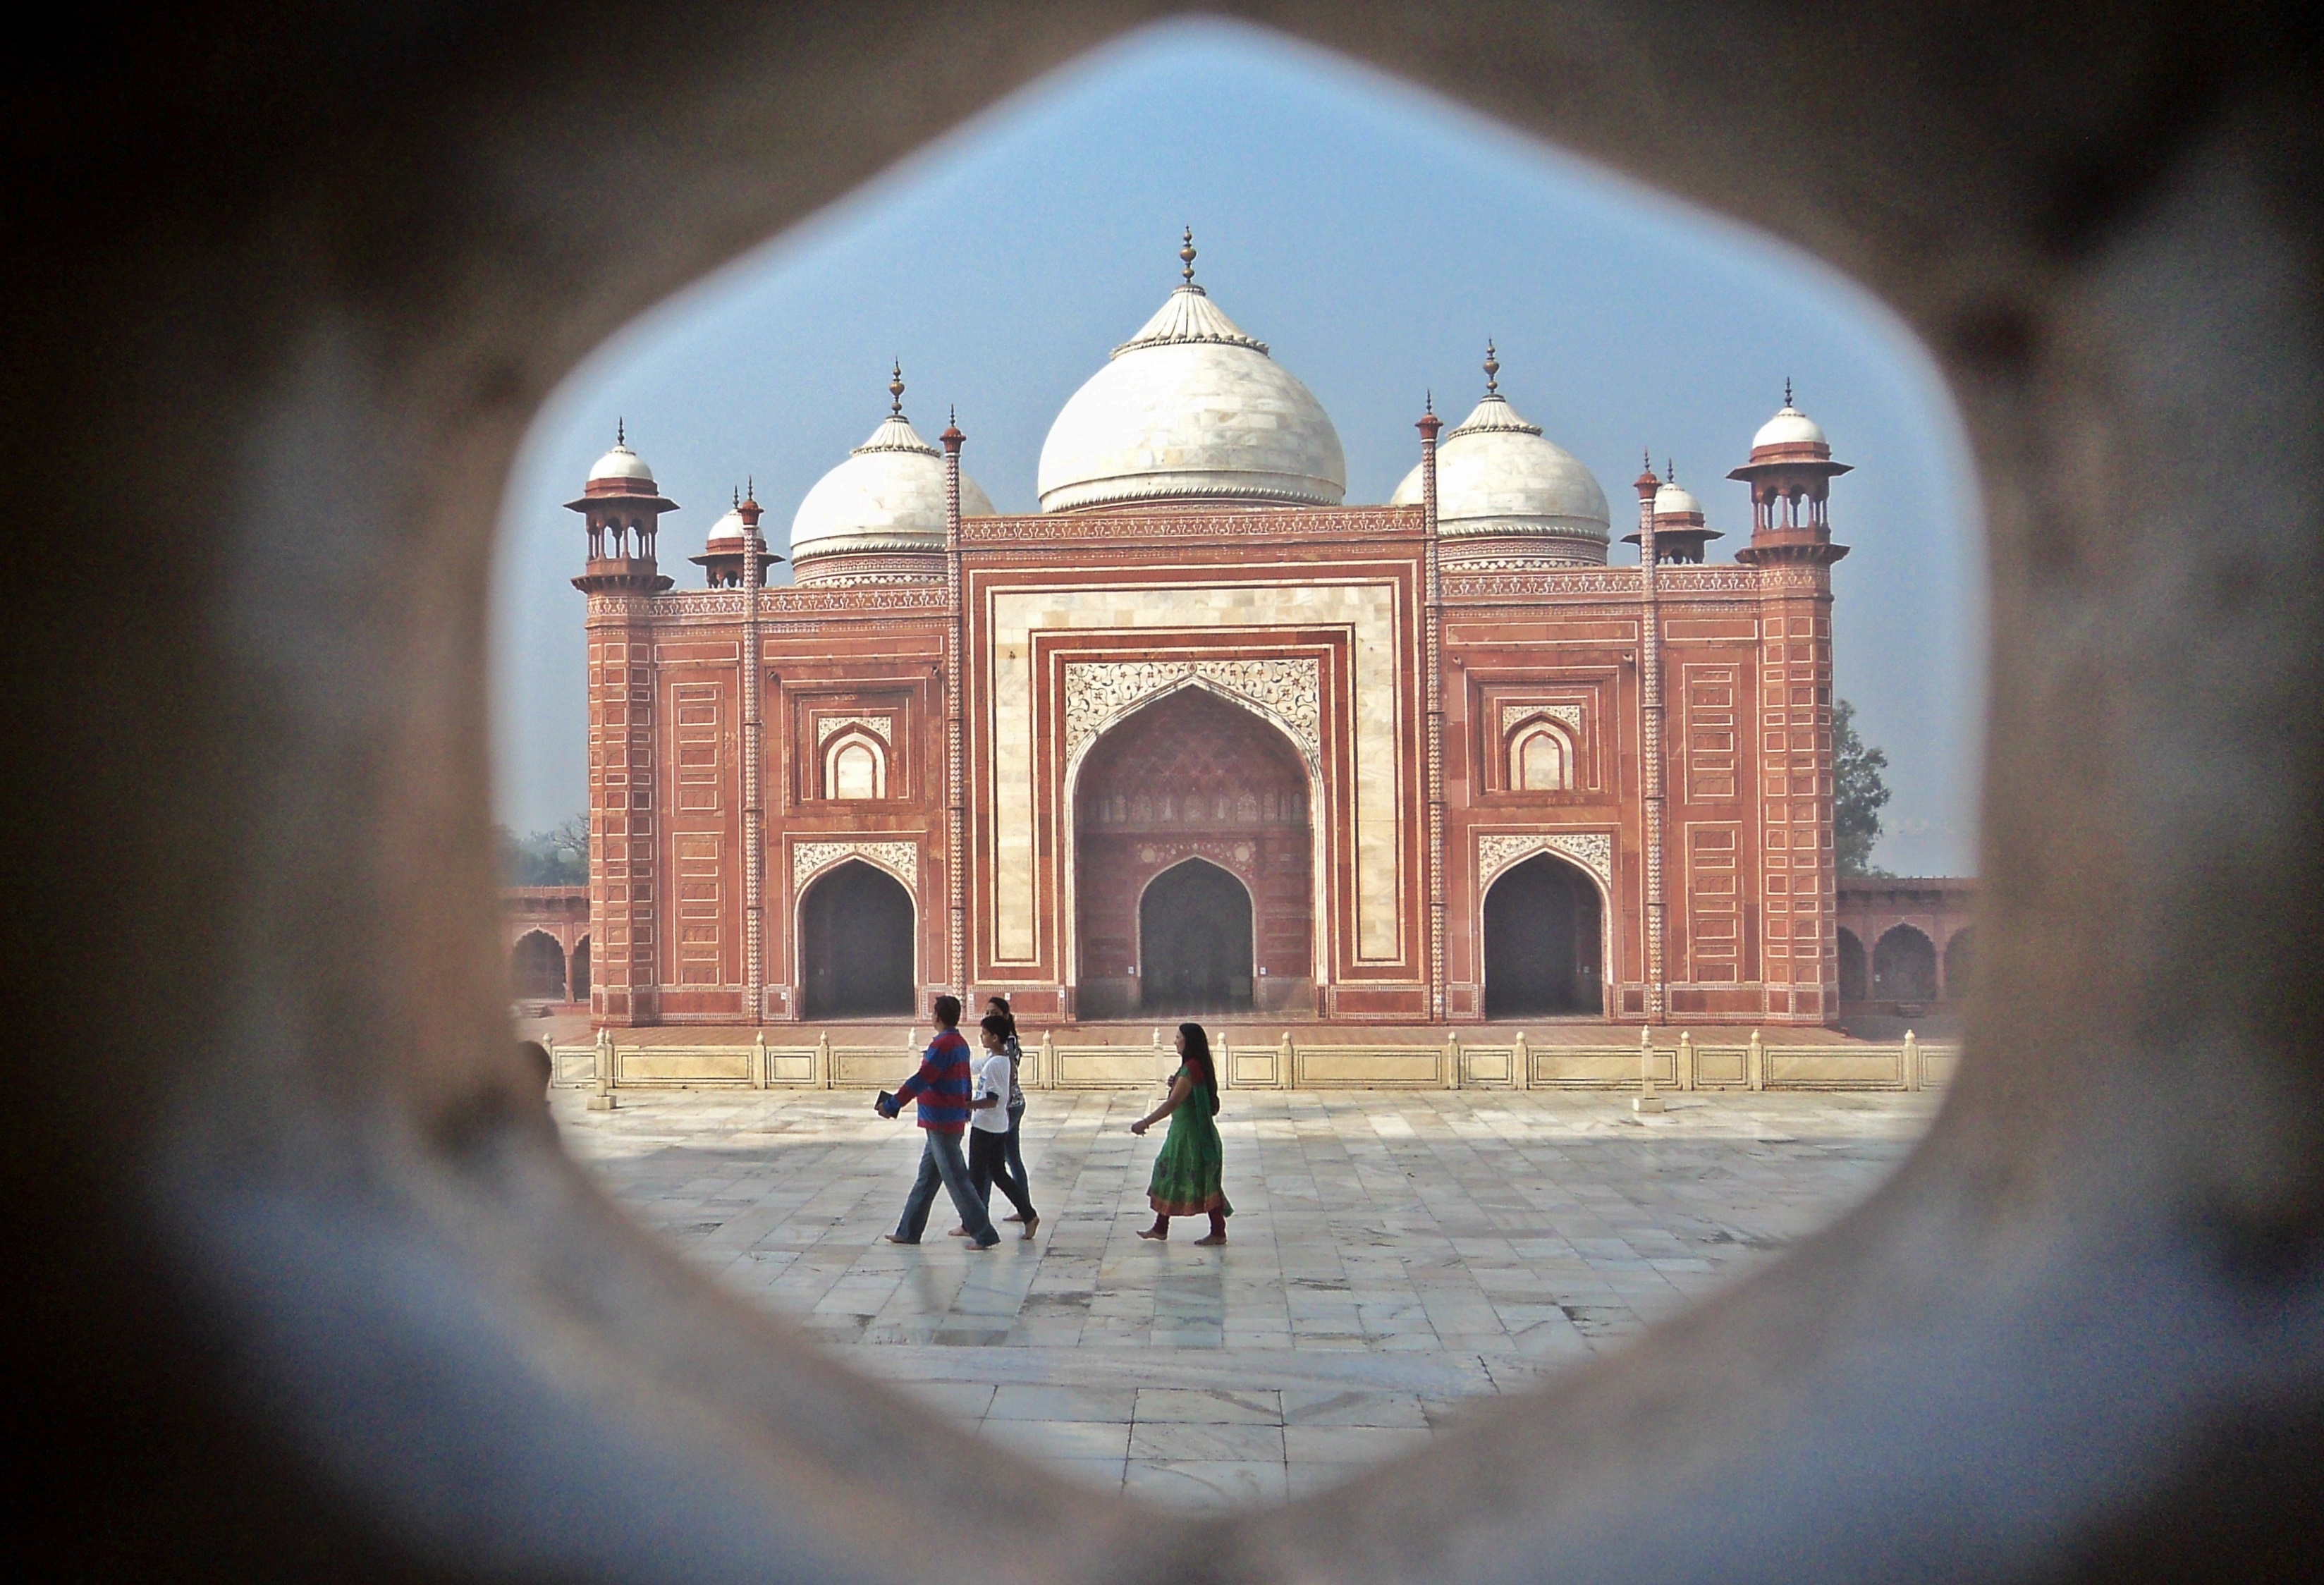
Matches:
[895,1130,997,1246]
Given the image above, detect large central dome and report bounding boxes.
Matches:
[1037,241,1345,514]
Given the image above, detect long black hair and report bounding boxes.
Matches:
[1178,1022,1218,1103]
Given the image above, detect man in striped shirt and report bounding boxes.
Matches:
[878,995,999,1249]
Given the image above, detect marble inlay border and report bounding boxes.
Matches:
[817,714,894,745]
[793,840,919,895]
[1062,659,1321,769]
[1477,830,1614,893]
[1499,702,1584,740]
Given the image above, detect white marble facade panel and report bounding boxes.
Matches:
[986,580,1405,965]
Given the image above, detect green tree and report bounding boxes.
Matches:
[1833,699,1892,878]
[497,816,589,885]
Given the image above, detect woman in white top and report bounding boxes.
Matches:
[961,1012,1037,1238]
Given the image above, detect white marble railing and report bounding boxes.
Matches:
[551,1027,1956,1096]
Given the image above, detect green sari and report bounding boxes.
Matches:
[1146,1063,1233,1217]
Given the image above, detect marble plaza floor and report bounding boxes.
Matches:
[554,1087,1938,1507]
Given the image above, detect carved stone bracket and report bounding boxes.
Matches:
[1063,658,1322,769]
[792,839,919,895]
[1477,830,1614,893]
[817,714,894,745]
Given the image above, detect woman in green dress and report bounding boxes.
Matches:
[1130,1022,1232,1244]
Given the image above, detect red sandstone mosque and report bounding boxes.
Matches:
[566,236,1852,1030]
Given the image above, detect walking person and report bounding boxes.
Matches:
[1130,1022,1233,1244]
[963,1013,1038,1238]
[876,995,998,1249]
[986,995,1034,1225]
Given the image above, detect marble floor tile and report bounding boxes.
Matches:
[987,1384,1139,1422]
[978,1419,1134,1459]
[1130,1421,1288,1462]
[1125,1459,1290,1507]
[1135,1388,1283,1424]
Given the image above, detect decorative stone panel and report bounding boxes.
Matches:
[816,714,893,745]
[1477,830,1614,893]
[792,839,919,895]
[1063,658,1322,769]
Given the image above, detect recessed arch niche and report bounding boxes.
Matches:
[1070,684,1314,1020]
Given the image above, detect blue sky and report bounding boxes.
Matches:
[489,19,1984,874]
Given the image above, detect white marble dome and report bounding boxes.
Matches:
[1653,481,1706,520]
[1390,388,1610,549]
[588,436,656,486]
[703,505,747,546]
[1751,403,1828,453]
[1037,281,1345,513]
[789,410,996,563]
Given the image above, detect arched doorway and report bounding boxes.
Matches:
[1873,925,1938,1003]
[1482,853,1603,1017]
[570,935,590,1001]
[1139,857,1254,1014]
[1837,928,1868,1002]
[1943,926,1974,999]
[510,931,565,1000]
[1073,686,1312,1020]
[800,860,915,1018]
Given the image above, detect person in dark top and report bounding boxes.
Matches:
[877,995,998,1249]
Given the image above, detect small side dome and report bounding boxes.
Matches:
[789,372,996,566]
[1653,482,1706,522]
[1749,385,1832,460]
[1390,347,1609,562]
[702,505,747,546]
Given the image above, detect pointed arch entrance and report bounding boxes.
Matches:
[799,859,915,1018]
[510,930,566,1001]
[1139,857,1254,1013]
[1072,685,1314,1020]
[1482,852,1604,1017]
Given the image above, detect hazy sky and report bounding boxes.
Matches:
[489,20,1985,875]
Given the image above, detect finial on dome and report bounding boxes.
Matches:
[732,486,740,508]
[889,361,905,417]
[616,417,625,447]
[1785,375,1794,409]
[1180,226,1197,285]
[1644,447,1653,473]
[1484,341,1500,396]
[1426,388,1435,415]
[1666,457,1677,483]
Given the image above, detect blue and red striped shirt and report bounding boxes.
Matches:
[893,1028,974,1134]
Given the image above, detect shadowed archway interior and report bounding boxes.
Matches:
[1139,856,1254,1014]
[1482,852,1603,1017]
[509,930,565,1000]
[1873,924,1937,1003]
[799,859,915,1018]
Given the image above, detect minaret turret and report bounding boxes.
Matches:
[1622,458,1724,565]
[1730,384,1852,566]
[692,480,782,588]
[569,421,677,594]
